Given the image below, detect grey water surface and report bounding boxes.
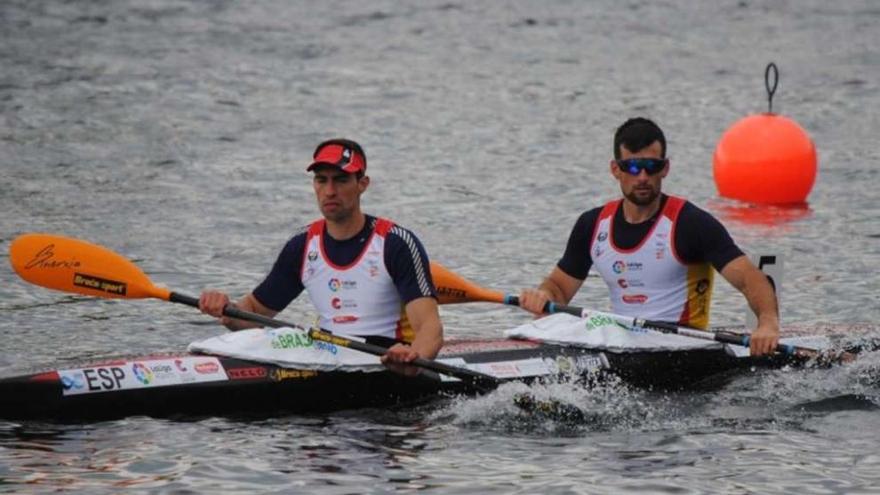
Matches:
[2,1,880,493]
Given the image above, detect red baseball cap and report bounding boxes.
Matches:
[307,139,367,174]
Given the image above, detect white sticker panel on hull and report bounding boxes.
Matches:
[436,354,608,382]
[58,356,229,396]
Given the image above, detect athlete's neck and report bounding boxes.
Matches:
[621,195,664,224]
[325,211,367,241]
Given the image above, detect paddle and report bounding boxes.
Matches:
[430,261,828,359]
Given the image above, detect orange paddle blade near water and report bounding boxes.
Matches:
[9,233,171,301]
[429,261,506,305]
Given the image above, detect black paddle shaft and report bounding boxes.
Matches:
[504,295,814,357]
[169,292,501,390]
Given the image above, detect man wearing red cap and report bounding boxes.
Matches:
[199,138,443,367]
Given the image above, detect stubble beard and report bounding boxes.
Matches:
[625,186,659,206]
[322,204,354,224]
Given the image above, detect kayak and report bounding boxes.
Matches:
[0,334,801,421]
[1,234,864,421]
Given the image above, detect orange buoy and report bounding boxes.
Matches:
[712,64,817,205]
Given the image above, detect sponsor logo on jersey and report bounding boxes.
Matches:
[696,278,710,295]
[613,261,644,273]
[622,294,648,304]
[618,278,645,288]
[366,260,380,278]
[330,297,357,310]
[328,278,357,292]
[332,315,358,324]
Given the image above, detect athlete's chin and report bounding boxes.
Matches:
[625,190,658,206]
[321,208,350,223]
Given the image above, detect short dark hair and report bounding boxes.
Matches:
[613,117,666,159]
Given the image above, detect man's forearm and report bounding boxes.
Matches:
[743,270,779,326]
[410,320,443,360]
[538,278,568,304]
[223,294,274,332]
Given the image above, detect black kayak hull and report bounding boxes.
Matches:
[0,338,791,421]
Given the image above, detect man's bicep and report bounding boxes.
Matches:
[386,228,436,303]
[557,210,597,279]
[547,266,584,303]
[252,238,305,311]
[718,254,751,291]
[404,296,440,326]
[679,205,744,270]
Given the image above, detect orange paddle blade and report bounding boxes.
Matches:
[9,233,171,301]
[429,261,506,305]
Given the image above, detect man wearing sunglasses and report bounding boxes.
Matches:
[198,138,443,369]
[519,118,780,356]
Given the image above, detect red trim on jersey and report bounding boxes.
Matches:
[307,217,396,271]
[678,299,691,325]
[300,220,326,280]
[665,195,691,324]
[607,199,664,254]
[307,220,324,237]
[374,218,393,237]
[663,196,688,264]
[589,200,619,251]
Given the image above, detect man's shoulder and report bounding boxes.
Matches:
[676,198,723,225]
[287,223,312,243]
[571,204,604,221]
[371,216,424,244]
[672,198,736,249]
[271,224,311,257]
[387,225,429,260]
[574,205,605,229]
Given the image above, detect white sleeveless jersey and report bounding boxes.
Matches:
[590,196,714,329]
[301,218,410,340]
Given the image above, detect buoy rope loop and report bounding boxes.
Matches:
[765,62,779,113]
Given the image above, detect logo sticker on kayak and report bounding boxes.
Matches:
[58,357,228,396]
[270,330,313,349]
[270,369,318,382]
[132,363,154,384]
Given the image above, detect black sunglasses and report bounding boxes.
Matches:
[616,158,668,176]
